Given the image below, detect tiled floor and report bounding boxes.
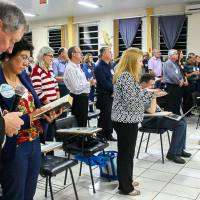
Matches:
[35,116,200,200]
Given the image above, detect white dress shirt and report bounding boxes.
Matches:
[64,60,90,94]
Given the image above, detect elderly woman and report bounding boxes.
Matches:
[31,47,60,142]
[0,39,59,200]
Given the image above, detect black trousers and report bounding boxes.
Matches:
[113,121,138,194]
[97,94,113,138]
[71,93,88,127]
[165,83,182,115]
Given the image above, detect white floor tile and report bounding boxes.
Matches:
[161,183,200,199]
[68,187,114,200]
[178,167,200,179]
[185,160,200,170]
[140,169,175,182]
[136,177,167,192]
[153,193,193,200]
[171,174,200,189]
[150,160,184,173]
[134,159,155,169]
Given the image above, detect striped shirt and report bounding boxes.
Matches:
[64,60,90,95]
[31,65,59,104]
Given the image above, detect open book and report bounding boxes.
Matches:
[33,95,73,119]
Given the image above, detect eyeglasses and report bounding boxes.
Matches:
[74,52,83,56]
[19,55,30,62]
[45,54,54,58]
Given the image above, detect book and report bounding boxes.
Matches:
[33,95,73,119]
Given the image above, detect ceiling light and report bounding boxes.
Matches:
[78,1,99,8]
[24,13,36,17]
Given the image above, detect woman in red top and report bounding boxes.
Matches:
[31,47,60,143]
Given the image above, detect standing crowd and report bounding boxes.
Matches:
[0,1,198,199]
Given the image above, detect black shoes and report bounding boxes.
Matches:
[181,150,192,158]
[106,135,117,141]
[166,153,186,164]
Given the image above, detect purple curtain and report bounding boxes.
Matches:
[159,15,185,49]
[119,17,141,48]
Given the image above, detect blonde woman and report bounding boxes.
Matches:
[111,48,153,196]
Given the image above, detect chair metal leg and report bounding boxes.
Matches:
[88,119,90,127]
[136,132,144,158]
[64,153,70,185]
[49,177,54,200]
[145,133,150,153]
[88,159,96,193]
[167,131,171,146]
[45,177,48,197]
[79,162,83,176]
[196,115,200,129]
[160,134,164,164]
[103,150,111,182]
[69,168,79,200]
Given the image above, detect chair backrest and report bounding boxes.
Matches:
[55,115,78,142]
[55,115,78,129]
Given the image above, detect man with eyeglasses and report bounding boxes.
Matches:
[0,1,27,198]
[140,73,191,164]
[0,3,26,151]
[64,46,91,127]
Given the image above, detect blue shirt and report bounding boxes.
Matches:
[94,60,113,95]
[52,58,67,77]
[163,59,183,85]
[82,63,95,80]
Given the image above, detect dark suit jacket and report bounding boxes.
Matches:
[0,67,47,162]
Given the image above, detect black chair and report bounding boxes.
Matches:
[136,126,171,164]
[40,155,79,200]
[55,116,109,193]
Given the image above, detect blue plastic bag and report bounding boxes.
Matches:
[98,151,118,181]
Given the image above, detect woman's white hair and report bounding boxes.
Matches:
[36,46,54,66]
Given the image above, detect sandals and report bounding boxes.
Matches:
[133,181,139,187]
[128,189,141,196]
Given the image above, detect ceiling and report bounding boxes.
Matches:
[10,0,200,21]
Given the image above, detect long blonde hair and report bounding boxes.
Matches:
[113,48,143,83]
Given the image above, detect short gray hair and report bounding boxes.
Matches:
[168,49,177,57]
[37,46,54,66]
[0,1,27,32]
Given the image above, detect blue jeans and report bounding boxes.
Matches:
[143,118,187,155]
[1,139,41,200]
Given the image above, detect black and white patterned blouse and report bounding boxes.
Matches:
[111,71,153,123]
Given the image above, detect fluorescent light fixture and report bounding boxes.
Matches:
[24,13,36,17]
[78,1,99,8]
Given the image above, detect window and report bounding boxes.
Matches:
[48,28,61,57]
[159,18,188,58]
[118,23,142,57]
[78,24,99,61]
[24,31,32,44]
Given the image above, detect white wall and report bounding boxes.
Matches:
[187,13,200,54]
[29,17,67,57]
